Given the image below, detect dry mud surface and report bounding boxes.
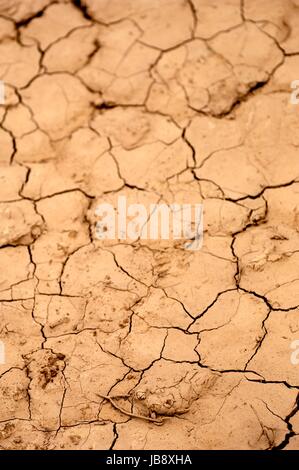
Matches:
[1,0,299,451]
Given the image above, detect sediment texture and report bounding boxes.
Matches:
[0,0,299,450]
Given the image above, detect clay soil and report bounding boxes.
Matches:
[1,0,299,451]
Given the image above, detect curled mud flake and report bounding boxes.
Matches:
[135,390,146,400]
[133,387,191,417]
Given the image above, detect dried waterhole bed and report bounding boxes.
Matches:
[0,0,299,450]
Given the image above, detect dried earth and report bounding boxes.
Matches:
[1,0,299,450]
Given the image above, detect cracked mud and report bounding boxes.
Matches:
[1,0,299,451]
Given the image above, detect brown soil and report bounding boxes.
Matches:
[0,0,299,450]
